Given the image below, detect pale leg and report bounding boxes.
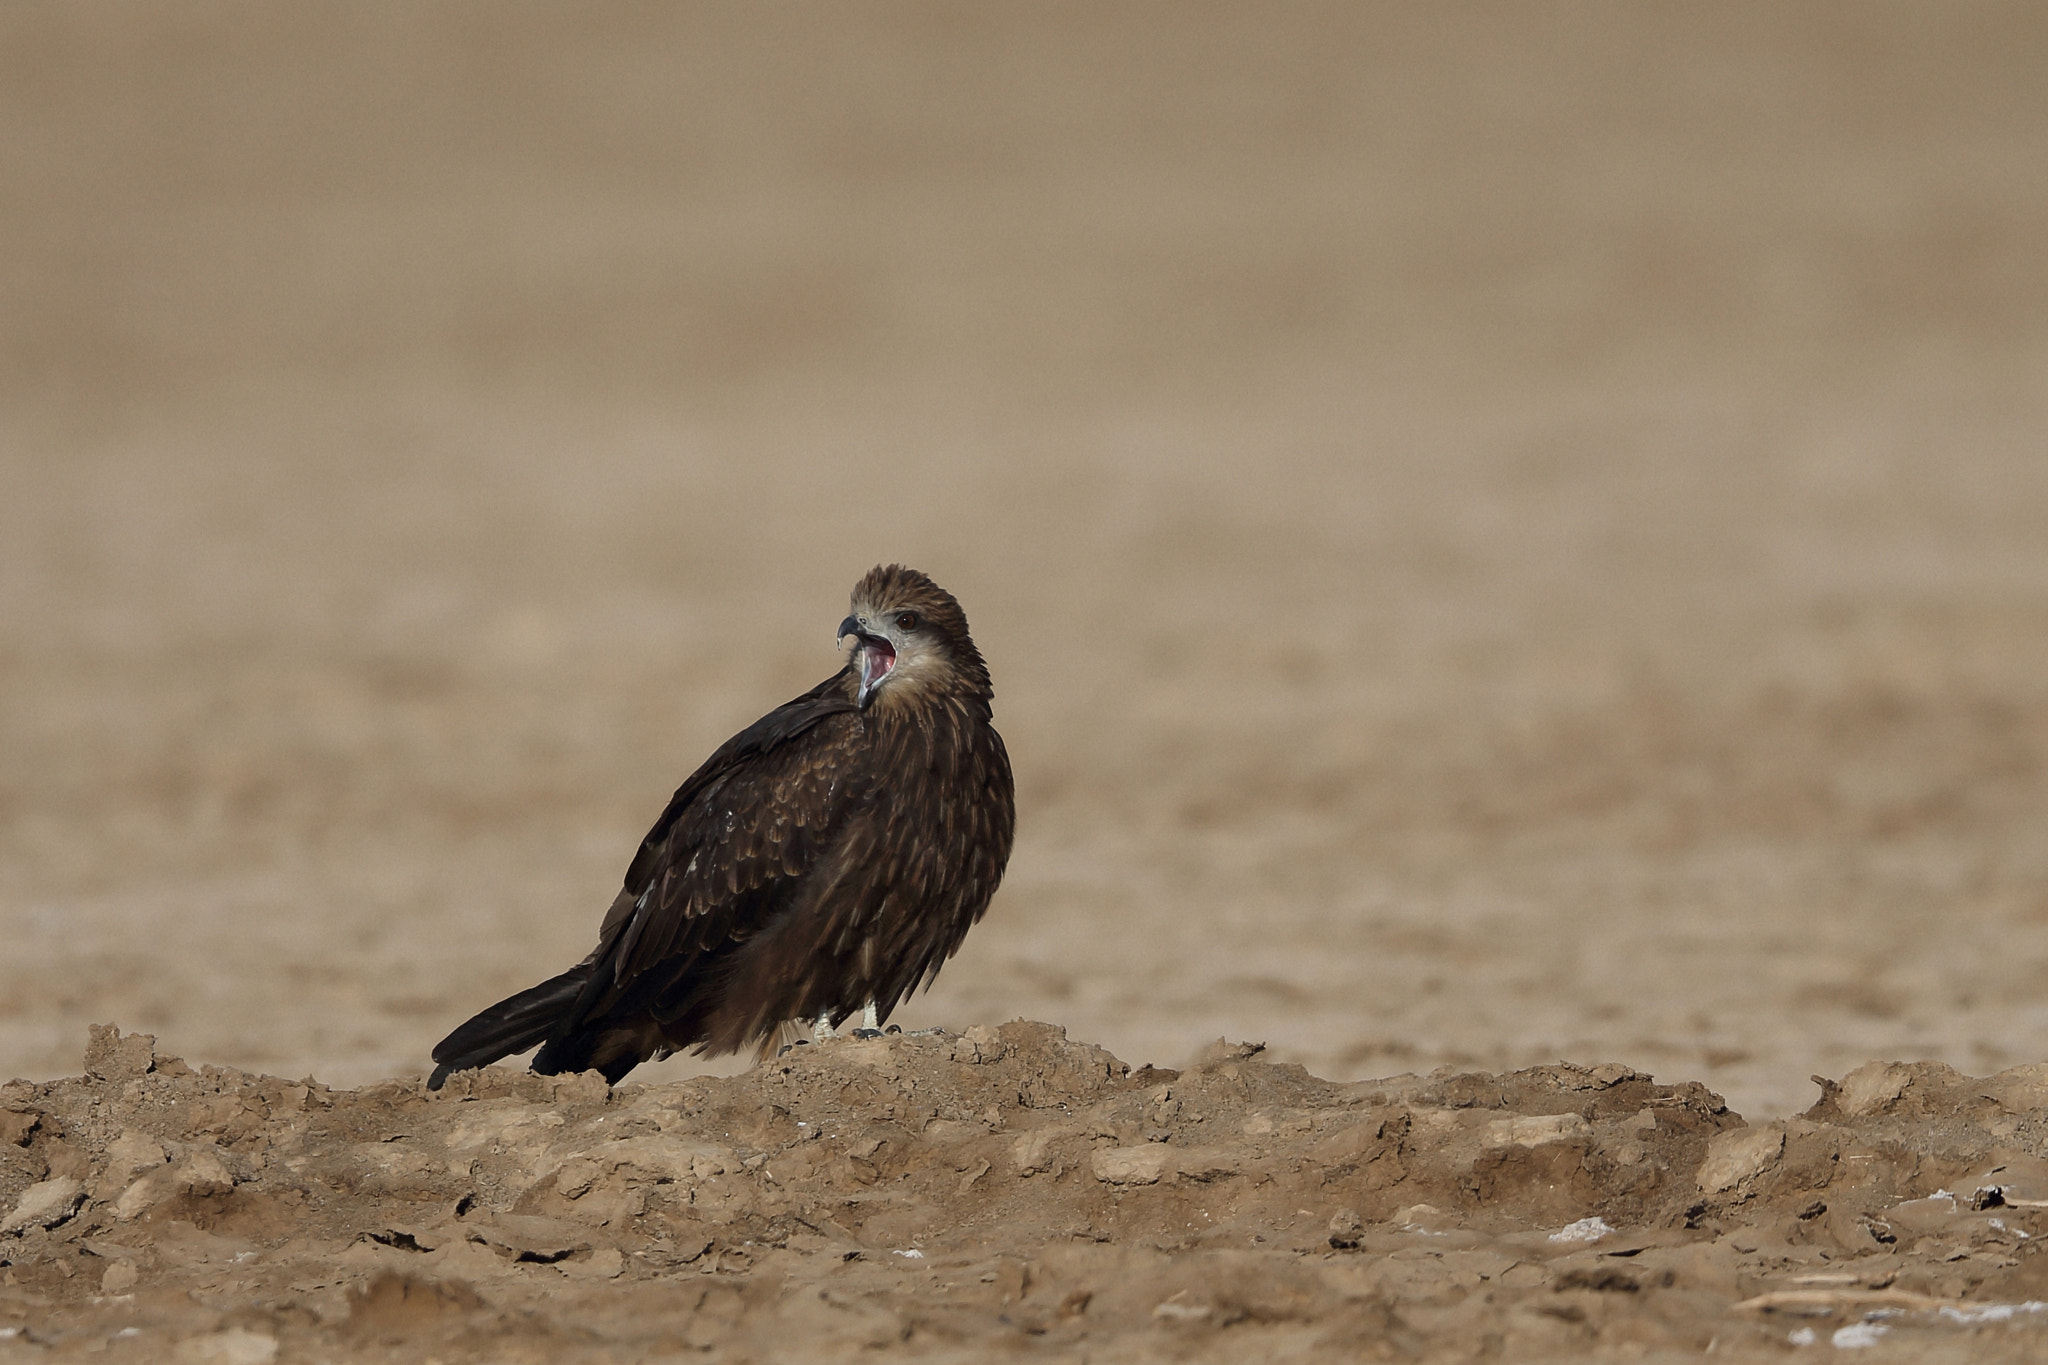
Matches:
[812,1008,837,1043]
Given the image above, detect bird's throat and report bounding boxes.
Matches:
[858,640,896,702]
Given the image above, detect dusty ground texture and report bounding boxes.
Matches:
[11,1025,2048,1361]
[5,2,2048,1360]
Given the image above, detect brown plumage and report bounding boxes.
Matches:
[428,565,1014,1089]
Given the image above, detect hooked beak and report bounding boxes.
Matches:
[838,615,896,707]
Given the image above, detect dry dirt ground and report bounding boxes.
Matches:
[13,1025,2048,1362]
[5,3,2048,1360]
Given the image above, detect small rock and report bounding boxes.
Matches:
[100,1260,139,1293]
[557,1136,729,1186]
[561,1246,625,1279]
[1880,1191,1963,1236]
[951,1024,1006,1064]
[105,1129,168,1177]
[0,1109,38,1147]
[1697,1124,1785,1193]
[95,1129,169,1200]
[1010,1127,1065,1175]
[1485,1113,1591,1147]
[113,1173,170,1221]
[1090,1145,1172,1185]
[553,1157,601,1199]
[1173,1147,1241,1181]
[546,1071,613,1104]
[1549,1216,1615,1244]
[1328,1208,1363,1250]
[2,1176,85,1233]
[174,1147,237,1197]
[1313,1118,1390,1163]
[1396,1203,1456,1231]
[84,1025,158,1080]
[1836,1063,1911,1118]
[465,1213,592,1262]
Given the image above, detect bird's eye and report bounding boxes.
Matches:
[895,611,919,631]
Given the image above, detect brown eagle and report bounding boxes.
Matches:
[428,565,1014,1089]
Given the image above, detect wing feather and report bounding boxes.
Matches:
[550,671,867,1035]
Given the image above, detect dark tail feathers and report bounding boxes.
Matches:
[427,966,592,1090]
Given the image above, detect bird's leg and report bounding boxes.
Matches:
[811,1008,837,1043]
[852,1000,884,1039]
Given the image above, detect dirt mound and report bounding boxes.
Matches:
[6,1026,2048,1360]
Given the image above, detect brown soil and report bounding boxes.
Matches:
[9,1025,2048,1361]
[6,3,2048,1360]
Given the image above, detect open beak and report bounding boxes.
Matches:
[838,615,896,706]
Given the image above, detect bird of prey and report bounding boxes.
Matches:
[427,565,1015,1089]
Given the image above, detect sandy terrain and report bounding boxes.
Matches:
[5,2,2048,1357]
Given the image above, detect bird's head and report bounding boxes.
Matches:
[838,565,990,711]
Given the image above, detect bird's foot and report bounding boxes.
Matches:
[850,1000,884,1038]
[811,1009,838,1044]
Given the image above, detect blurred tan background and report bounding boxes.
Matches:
[4,3,2045,1118]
